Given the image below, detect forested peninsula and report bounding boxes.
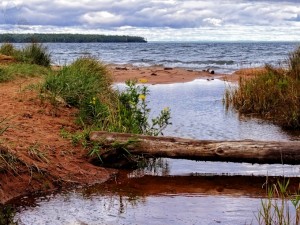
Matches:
[0,33,147,43]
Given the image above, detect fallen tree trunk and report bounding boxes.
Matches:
[90,131,300,165]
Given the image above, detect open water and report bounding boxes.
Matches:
[15,41,300,73]
[11,42,300,225]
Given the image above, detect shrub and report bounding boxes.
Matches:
[0,43,15,56]
[15,43,51,67]
[225,47,300,129]
[0,42,51,67]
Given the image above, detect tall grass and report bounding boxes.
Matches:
[43,57,171,135]
[257,180,300,225]
[225,47,300,129]
[0,42,51,67]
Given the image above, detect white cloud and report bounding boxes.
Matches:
[80,11,123,26]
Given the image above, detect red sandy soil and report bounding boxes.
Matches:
[0,77,115,204]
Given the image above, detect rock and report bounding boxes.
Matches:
[210,70,215,74]
[164,67,173,70]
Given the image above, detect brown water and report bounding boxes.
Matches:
[12,80,300,224]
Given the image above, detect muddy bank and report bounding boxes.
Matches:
[0,77,115,204]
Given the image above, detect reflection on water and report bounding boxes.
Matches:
[145,79,297,141]
[14,192,261,225]
[129,158,300,178]
[13,80,300,224]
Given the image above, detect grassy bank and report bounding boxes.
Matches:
[225,47,300,129]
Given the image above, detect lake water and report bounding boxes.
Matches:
[11,42,300,224]
[15,41,300,73]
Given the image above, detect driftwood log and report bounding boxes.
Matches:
[90,131,300,165]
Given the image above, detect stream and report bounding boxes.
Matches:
[11,79,300,225]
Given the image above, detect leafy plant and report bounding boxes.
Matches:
[118,80,171,135]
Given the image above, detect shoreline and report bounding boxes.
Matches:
[108,64,261,84]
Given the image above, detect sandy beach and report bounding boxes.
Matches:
[109,65,261,84]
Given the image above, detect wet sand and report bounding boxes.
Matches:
[109,65,222,84]
[109,65,263,84]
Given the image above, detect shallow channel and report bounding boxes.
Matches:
[13,80,300,225]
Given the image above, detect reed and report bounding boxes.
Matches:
[225,47,300,129]
[257,179,300,225]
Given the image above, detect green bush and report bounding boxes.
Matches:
[225,47,300,129]
[15,43,51,67]
[0,43,15,56]
[0,42,51,67]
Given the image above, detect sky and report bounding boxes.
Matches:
[0,0,300,42]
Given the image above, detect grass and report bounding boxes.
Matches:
[0,63,50,83]
[225,47,300,129]
[0,42,51,67]
[257,179,300,225]
[43,57,171,135]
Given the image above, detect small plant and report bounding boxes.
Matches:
[0,205,17,225]
[117,80,171,135]
[257,179,300,225]
[28,142,49,163]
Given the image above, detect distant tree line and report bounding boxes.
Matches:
[0,33,147,43]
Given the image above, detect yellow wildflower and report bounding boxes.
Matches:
[139,78,148,83]
[139,94,146,101]
[90,97,97,105]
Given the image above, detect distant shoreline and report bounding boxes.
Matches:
[0,33,147,43]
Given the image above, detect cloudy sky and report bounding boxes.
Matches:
[0,0,300,41]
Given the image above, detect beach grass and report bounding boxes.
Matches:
[0,63,50,82]
[0,42,51,67]
[225,47,300,129]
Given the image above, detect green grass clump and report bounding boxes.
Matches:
[225,47,300,129]
[0,42,51,67]
[0,63,50,83]
[43,57,171,136]
[0,43,15,56]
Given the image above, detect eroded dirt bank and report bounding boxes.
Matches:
[0,77,115,204]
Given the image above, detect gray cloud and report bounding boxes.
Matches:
[0,0,299,41]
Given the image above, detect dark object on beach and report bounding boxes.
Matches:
[210,70,215,74]
[187,69,193,72]
[164,67,173,70]
[116,67,128,70]
[151,73,157,76]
